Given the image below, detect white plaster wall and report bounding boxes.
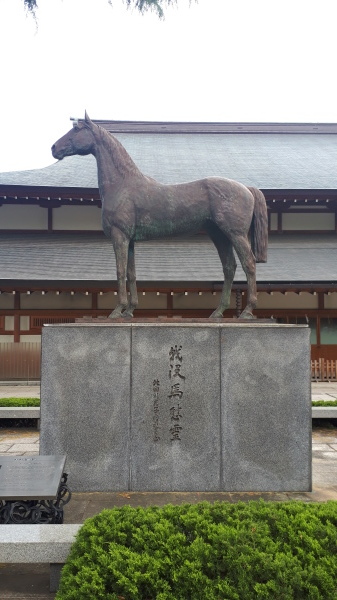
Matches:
[270,213,278,231]
[20,334,41,342]
[0,294,15,309]
[0,335,14,342]
[20,316,30,331]
[282,213,335,230]
[52,206,102,230]
[137,293,167,309]
[257,292,318,309]
[324,293,337,309]
[173,292,236,309]
[97,292,168,310]
[97,292,120,310]
[0,205,48,229]
[20,292,92,309]
[4,316,14,330]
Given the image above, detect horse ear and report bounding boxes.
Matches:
[84,111,94,128]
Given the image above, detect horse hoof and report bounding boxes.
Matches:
[239,311,256,320]
[122,312,133,320]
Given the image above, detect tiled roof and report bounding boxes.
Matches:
[1,127,337,190]
[0,233,336,284]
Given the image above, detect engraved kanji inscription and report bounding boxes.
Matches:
[152,379,160,442]
[169,346,185,441]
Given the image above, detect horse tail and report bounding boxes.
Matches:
[248,187,268,263]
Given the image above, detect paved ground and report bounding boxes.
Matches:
[0,384,40,398]
[1,382,337,598]
[311,381,337,401]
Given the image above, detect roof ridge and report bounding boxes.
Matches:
[91,121,337,135]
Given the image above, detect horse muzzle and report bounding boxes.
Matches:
[51,144,64,160]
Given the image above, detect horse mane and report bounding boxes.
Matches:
[94,124,143,179]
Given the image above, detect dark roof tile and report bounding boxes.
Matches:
[1,131,337,190]
[1,233,336,284]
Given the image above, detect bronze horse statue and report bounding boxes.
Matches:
[52,112,268,319]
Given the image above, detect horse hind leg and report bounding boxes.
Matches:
[228,234,257,319]
[207,226,236,318]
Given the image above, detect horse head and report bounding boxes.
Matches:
[51,112,97,160]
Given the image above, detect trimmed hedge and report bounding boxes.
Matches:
[2,397,337,409]
[0,397,40,407]
[56,501,337,600]
[312,400,337,407]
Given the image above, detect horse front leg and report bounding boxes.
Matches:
[108,228,129,319]
[123,241,138,319]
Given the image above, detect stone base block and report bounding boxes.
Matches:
[40,322,311,492]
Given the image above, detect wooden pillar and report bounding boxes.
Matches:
[277,211,282,234]
[316,316,321,347]
[235,289,242,317]
[92,292,98,311]
[167,292,173,317]
[315,292,324,348]
[48,207,53,232]
[13,292,20,343]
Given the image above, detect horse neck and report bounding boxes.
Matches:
[92,132,145,194]
[93,143,123,192]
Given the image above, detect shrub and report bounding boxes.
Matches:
[312,400,337,407]
[56,500,337,600]
[0,397,40,407]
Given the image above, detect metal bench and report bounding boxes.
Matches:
[0,523,81,591]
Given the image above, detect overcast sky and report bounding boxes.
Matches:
[0,0,336,172]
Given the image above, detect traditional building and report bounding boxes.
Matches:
[1,121,337,378]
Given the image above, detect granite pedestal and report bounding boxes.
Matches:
[40,322,311,492]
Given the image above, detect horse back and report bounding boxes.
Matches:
[132,178,212,240]
[204,177,255,233]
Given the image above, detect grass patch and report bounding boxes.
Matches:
[1,397,337,409]
[0,397,40,407]
[312,400,337,407]
[57,500,337,600]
